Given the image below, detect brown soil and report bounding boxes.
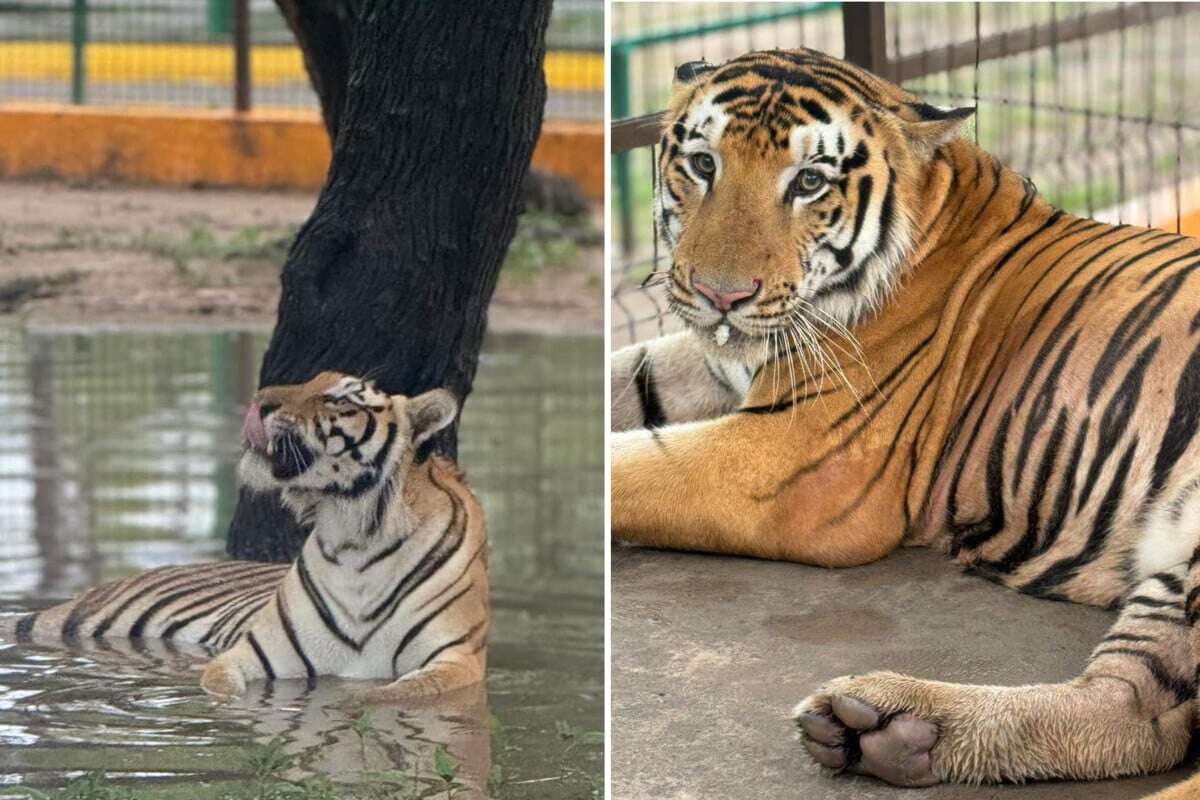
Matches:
[0,179,602,335]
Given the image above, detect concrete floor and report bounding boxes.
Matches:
[612,546,1195,800]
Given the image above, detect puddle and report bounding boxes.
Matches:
[0,323,602,799]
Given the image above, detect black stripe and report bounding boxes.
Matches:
[92,565,255,639]
[246,631,276,680]
[798,97,830,124]
[15,613,37,642]
[1101,633,1156,644]
[391,583,473,674]
[1021,437,1138,596]
[1146,339,1200,509]
[127,564,283,639]
[1090,646,1193,705]
[362,497,467,624]
[634,352,667,428]
[1124,595,1177,609]
[277,593,316,681]
[1130,612,1188,627]
[413,544,485,614]
[161,584,277,640]
[200,593,267,647]
[418,619,487,669]
[1151,572,1185,595]
[359,534,407,573]
[296,553,360,651]
[217,597,271,650]
[1076,339,1159,512]
[984,407,1069,574]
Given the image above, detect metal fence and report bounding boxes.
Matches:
[610,1,1200,348]
[0,0,604,118]
[0,323,602,599]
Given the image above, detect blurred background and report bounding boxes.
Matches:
[0,0,602,117]
[611,1,1200,348]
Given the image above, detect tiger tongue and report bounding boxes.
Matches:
[243,401,268,452]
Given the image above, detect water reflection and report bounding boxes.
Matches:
[0,323,603,798]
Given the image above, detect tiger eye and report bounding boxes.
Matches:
[797,168,826,194]
[689,152,716,179]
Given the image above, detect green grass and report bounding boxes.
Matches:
[500,210,598,284]
[133,224,295,281]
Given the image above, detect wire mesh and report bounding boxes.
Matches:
[0,0,604,118]
[610,1,1200,350]
[0,324,602,598]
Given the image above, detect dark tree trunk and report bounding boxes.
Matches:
[227,0,551,562]
[273,0,358,137]
[277,0,588,217]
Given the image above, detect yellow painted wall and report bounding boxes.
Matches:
[0,43,602,92]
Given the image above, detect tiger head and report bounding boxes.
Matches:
[655,48,973,362]
[238,371,458,499]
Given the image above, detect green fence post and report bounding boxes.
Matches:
[208,0,232,36]
[612,45,633,255]
[70,0,87,104]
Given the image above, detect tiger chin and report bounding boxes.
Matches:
[4,371,488,703]
[612,48,1200,796]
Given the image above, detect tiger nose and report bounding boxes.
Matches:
[691,274,761,312]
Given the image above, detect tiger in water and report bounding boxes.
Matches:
[4,372,488,701]
[611,48,1200,797]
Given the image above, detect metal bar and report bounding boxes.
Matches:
[612,46,634,253]
[612,112,663,154]
[612,2,839,51]
[842,2,890,79]
[233,0,251,112]
[892,2,1186,83]
[208,0,232,36]
[70,0,87,105]
[612,2,1197,156]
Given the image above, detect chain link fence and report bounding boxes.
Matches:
[0,0,603,118]
[611,1,1200,349]
[0,324,602,598]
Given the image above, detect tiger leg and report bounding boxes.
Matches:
[611,332,750,432]
[200,638,263,698]
[1144,774,1200,800]
[199,598,299,698]
[357,646,485,703]
[612,413,906,564]
[794,564,1196,785]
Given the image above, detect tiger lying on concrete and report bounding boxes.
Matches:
[611,48,1200,795]
[5,372,488,701]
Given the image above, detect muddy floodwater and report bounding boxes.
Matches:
[0,323,603,799]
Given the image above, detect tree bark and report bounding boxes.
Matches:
[273,0,358,137]
[227,0,551,562]
[276,0,588,217]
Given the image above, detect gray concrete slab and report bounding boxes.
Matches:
[612,545,1194,800]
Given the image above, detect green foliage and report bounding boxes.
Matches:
[501,211,596,284]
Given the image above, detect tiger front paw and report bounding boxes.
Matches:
[200,659,248,698]
[792,672,943,788]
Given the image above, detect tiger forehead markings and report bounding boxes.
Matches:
[4,371,489,702]
[612,47,1200,797]
[656,51,968,362]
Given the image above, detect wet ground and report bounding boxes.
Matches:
[0,180,603,336]
[612,545,1194,800]
[0,323,603,799]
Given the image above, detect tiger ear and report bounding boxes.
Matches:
[898,103,975,156]
[674,60,716,88]
[404,389,458,448]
